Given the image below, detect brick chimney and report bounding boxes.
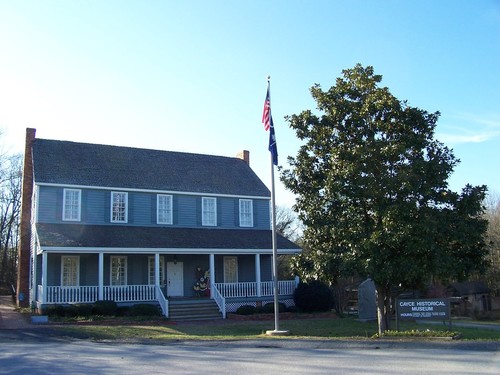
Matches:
[17,128,36,307]
[236,150,250,166]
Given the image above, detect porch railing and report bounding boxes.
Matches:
[39,285,157,304]
[43,286,99,304]
[103,285,156,302]
[38,280,297,305]
[156,285,169,317]
[211,285,226,318]
[214,280,296,298]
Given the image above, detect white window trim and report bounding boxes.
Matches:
[63,188,81,221]
[111,191,128,223]
[148,256,165,286]
[239,199,254,227]
[223,256,238,283]
[157,194,173,225]
[61,255,80,287]
[202,197,217,226]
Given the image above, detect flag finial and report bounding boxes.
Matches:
[267,75,271,82]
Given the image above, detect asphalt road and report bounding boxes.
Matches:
[0,329,499,374]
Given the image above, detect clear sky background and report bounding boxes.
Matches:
[1,0,499,207]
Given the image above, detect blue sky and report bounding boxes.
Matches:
[1,1,499,206]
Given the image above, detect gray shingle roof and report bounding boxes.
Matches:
[32,139,270,197]
[36,223,300,253]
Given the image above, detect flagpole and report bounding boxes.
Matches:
[265,76,289,336]
[270,140,280,332]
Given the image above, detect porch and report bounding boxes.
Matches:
[36,280,297,318]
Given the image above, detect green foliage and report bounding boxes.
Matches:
[235,305,257,315]
[66,304,93,317]
[258,302,286,314]
[43,304,66,317]
[127,304,160,317]
[373,329,460,339]
[92,300,118,316]
[43,303,93,317]
[294,281,334,312]
[281,64,488,332]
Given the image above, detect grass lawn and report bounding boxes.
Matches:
[55,316,500,342]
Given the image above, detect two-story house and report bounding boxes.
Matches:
[17,128,301,319]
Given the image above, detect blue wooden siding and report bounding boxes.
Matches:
[36,186,271,229]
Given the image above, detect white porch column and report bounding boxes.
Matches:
[255,254,261,297]
[209,253,215,298]
[98,252,104,301]
[155,253,160,287]
[41,252,48,304]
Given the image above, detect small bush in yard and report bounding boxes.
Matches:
[92,300,118,316]
[116,306,130,317]
[74,304,93,317]
[259,302,286,314]
[43,304,66,317]
[236,305,256,315]
[127,304,161,317]
[294,281,334,312]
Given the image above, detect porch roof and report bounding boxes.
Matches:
[35,223,301,254]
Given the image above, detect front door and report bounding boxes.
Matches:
[166,262,184,297]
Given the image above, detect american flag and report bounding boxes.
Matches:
[262,86,271,131]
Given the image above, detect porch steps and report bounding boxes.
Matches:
[168,298,222,321]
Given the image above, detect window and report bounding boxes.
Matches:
[111,192,128,223]
[239,199,253,227]
[148,256,165,286]
[157,194,173,224]
[223,256,238,283]
[110,256,127,286]
[63,189,81,221]
[202,197,217,226]
[61,256,79,286]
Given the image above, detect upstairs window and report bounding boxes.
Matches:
[111,192,128,223]
[63,189,81,221]
[157,194,173,224]
[202,197,217,226]
[110,256,127,286]
[239,199,253,227]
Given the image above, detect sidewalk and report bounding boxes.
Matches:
[0,295,33,329]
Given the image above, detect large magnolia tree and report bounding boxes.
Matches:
[282,64,488,334]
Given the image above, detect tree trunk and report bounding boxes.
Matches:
[375,285,391,335]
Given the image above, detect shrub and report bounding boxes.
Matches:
[73,304,93,317]
[235,305,256,315]
[92,300,118,316]
[127,304,161,317]
[116,306,130,317]
[43,304,66,317]
[293,281,334,312]
[261,302,286,314]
